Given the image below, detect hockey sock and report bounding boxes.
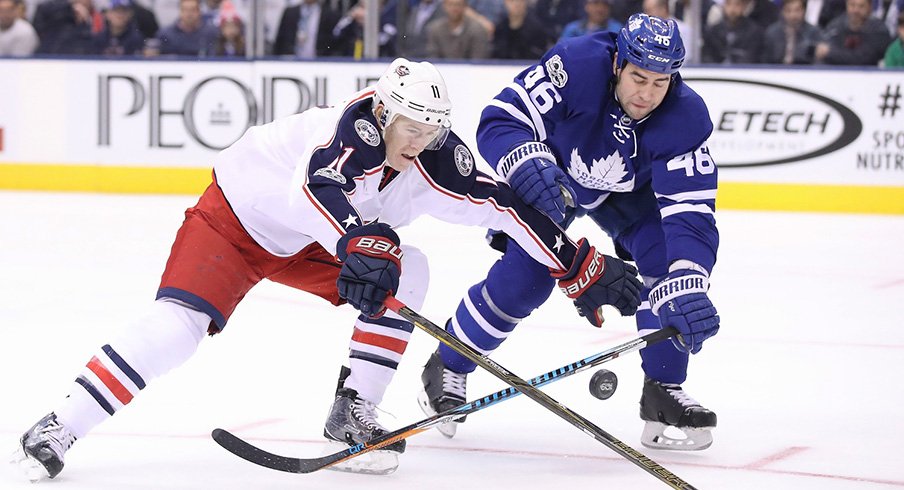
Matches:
[440,242,555,373]
[347,313,414,404]
[637,296,689,385]
[54,300,209,438]
[344,245,427,404]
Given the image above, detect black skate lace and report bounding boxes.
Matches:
[662,383,701,408]
[35,422,75,457]
[442,369,466,399]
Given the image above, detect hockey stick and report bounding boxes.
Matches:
[384,297,698,490]
[211,324,676,474]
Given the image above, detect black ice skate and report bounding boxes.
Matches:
[10,412,76,482]
[639,377,717,451]
[417,349,467,438]
[322,367,404,475]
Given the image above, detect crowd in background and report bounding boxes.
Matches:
[1,0,902,67]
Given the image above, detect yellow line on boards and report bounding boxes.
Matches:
[1,163,902,215]
[0,163,211,195]
[718,182,904,215]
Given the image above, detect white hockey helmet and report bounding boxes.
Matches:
[374,58,452,151]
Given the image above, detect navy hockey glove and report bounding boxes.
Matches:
[649,269,720,354]
[336,223,403,318]
[508,157,575,222]
[554,239,642,327]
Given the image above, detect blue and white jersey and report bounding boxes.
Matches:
[213,88,578,272]
[478,31,719,273]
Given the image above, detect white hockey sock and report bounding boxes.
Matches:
[345,245,427,405]
[54,300,209,438]
[346,310,413,405]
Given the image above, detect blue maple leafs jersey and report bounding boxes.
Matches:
[478,31,719,273]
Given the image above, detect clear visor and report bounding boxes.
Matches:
[424,119,451,151]
[385,116,451,152]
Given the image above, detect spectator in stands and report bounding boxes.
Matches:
[874,0,903,37]
[330,0,397,58]
[534,0,582,40]
[32,0,101,54]
[611,0,642,24]
[398,0,444,58]
[273,0,341,57]
[426,0,489,58]
[702,0,763,63]
[761,0,822,64]
[815,0,891,65]
[199,0,221,27]
[212,0,243,56]
[463,1,495,38]
[491,0,548,59]
[883,11,904,66]
[643,0,697,63]
[154,0,218,56]
[560,0,623,40]
[745,0,779,29]
[93,0,144,55]
[816,0,846,28]
[470,0,504,25]
[129,0,158,40]
[0,0,38,55]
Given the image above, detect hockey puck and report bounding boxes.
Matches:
[589,369,618,400]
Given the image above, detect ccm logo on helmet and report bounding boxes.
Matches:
[351,237,404,261]
[648,54,671,63]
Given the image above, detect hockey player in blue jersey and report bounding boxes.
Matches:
[419,13,721,450]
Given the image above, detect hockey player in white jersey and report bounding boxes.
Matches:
[11,58,643,480]
[419,14,722,450]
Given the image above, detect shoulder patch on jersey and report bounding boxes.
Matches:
[354,119,381,147]
[313,167,347,184]
[545,54,568,89]
[453,145,473,177]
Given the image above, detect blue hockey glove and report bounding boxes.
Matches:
[649,269,720,354]
[554,239,642,327]
[508,157,575,222]
[336,223,403,318]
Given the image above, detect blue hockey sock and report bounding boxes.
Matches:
[439,242,555,373]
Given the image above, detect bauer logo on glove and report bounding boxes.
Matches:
[348,236,404,261]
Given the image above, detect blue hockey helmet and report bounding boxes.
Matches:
[616,13,685,75]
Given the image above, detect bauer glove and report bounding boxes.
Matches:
[336,222,402,318]
[554,238,642,327]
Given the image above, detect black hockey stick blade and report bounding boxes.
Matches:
[212,428,318,473]
[384,296,698,490]
[211,326,677,474]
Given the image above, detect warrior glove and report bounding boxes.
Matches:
[507,156,575,223]
[649,268,720,354]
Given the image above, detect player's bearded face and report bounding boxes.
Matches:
[383,115,441,171]
[613,61,671,120]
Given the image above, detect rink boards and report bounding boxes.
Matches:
[0,58,902,214]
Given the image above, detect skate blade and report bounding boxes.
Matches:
[641,421,713,451]
[9,446,51,482]
[321,441,399,475]
[416,391,459,439]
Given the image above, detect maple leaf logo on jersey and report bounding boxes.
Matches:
[566,148,635,192]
